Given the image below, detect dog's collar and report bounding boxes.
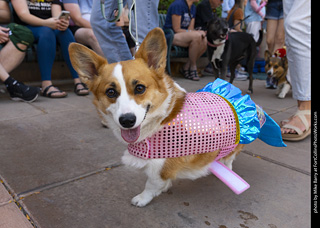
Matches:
[207,33,228,47]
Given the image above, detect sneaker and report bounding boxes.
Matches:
[238,67,247,74]
[234,69,248,81]
[6,81,39,102]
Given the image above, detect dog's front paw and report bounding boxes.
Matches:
[278,93,286,99]
[246,89,253,94]
[131,193,153,207]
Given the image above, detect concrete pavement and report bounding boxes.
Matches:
[0,76,311,228]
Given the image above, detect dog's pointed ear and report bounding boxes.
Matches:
[264,50,272,61]
[282,56,288,68]
[69,43,107,87]
[135,27,167,75]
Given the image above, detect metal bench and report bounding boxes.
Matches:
[159,14,189,76]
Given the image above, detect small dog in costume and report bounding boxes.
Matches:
[69,28,285,207]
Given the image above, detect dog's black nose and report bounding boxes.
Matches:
[119,113,136,128]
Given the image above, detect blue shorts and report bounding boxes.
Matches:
[265,0,284,20]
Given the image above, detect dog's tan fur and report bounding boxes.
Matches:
[264,50,288,84]
[69,28,243,207]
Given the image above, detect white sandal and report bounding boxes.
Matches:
[281,110,311,141]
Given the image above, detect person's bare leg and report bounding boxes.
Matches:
[0,41,25,73]
[173,31,206,70]
[188,36,207,70]
[266,19,278,53]
[173,32,192,71]
[273,19,285,51]
[74,28,104,57]
[267,19,285,54]
[0,63,9,82]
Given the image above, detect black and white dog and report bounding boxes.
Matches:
[206,16,262,94]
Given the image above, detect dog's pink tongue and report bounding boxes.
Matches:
[121,126,140,143]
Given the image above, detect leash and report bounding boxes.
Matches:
[207,14,250,47]
[229,15,250,30]
[128,0,140,52]
[100,0,123,22]
[229,0,265,29]
[100,0,140,52]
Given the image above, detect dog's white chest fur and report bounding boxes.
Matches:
[211,42,225,69]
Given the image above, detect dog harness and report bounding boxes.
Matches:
[127,79,286,194]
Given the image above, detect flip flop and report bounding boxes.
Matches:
[189,70,200,81]
[41,85,67,98]
[74,82,89,96]
[281,110,311,141]
[179,67,190,79]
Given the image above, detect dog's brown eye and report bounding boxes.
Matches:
[106,88,118,98]
[134,84,146,95]
[274,65,278,69]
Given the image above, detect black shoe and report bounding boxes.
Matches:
[6,81,39,102]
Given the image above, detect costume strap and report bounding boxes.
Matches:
[210,161,250,194]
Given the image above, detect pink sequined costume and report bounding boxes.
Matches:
[127,79,285,194]
[128,92,239,160]
[128,79,285,160]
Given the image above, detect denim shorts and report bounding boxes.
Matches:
[265,0,284,20]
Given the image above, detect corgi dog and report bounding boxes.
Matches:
[264,49,291,99]
[69,28,244,207]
